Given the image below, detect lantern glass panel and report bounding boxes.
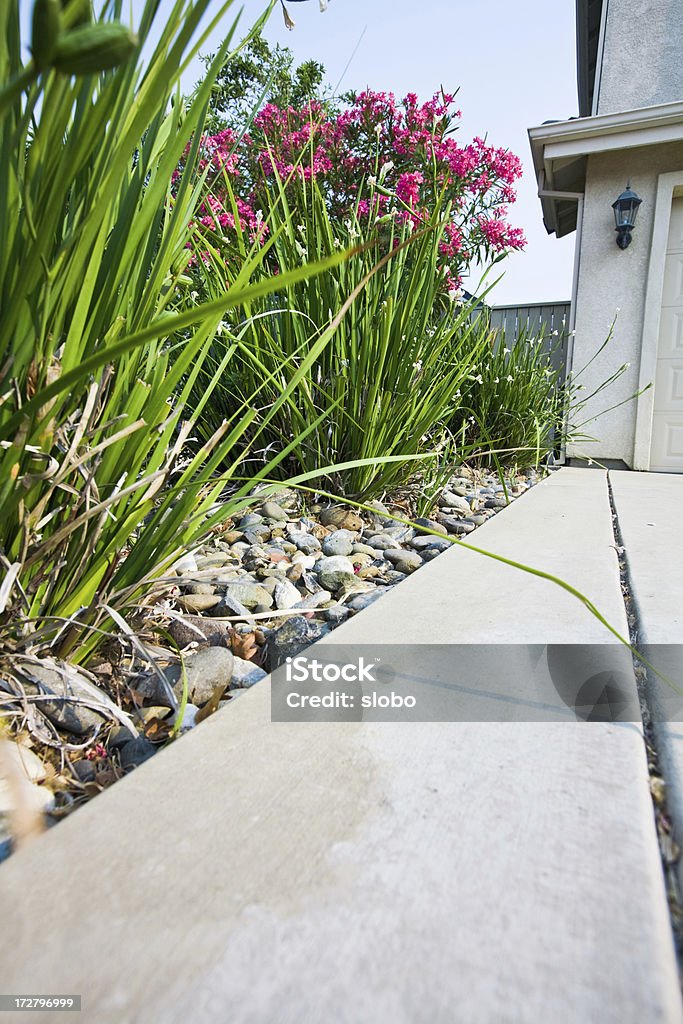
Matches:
[612,188,642,230]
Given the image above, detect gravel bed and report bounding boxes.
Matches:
[0,465,542,861]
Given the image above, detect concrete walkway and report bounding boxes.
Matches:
[0,468,681,1023]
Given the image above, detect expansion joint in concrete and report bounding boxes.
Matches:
[607,470,683,963]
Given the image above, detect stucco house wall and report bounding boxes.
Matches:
[568,140,683,464]
[529,1,683,469]
[597,0,683,115]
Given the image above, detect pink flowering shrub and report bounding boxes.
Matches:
[182,89,525,292]
[180,89,531,496]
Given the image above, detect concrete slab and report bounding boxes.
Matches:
[610,469,683,894]
[609,470,683,646]
[0,468,680,1024]
[323,465,627,645]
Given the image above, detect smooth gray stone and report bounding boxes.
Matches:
[118,737,157,771]
[274,579,303,610]
[322,530,356,557]
[265,617,327,668]
[438,491,471,512]
[347,587,391,611]
[438,516,475,535]
[384,549,423,571]
[366,535,401,550]
[411,535,452,552]
[260,501,289,521]
[293,534,321,555]
[230,657,267,689]
[223,582,274,610]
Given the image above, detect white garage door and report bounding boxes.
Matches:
[651,196,683,472]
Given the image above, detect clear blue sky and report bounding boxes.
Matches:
[20,0,579,304]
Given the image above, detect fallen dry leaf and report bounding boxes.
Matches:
[195,683,228,724]
[231,631,259,663]
[144,717,173,742]
[139,705,172,724]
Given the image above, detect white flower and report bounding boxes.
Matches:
[368,176,377,187]
[493,377,499,383]
[379,160,394,182]
[343,218,360,239]
[413,360,423,372]
[506,375,514,383]
[503,347,511,355]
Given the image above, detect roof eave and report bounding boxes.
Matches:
[529,100,683,237]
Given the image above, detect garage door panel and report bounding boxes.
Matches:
[654,360,683,410]
[661,253,683,305]
[667,196,683,249]
[650,415,683,472]
[656,308,683,358]
[651,196,683,471]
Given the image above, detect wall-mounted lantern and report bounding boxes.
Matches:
[612,184,642,249]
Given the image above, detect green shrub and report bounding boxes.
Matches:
[187,173,494,499]
[449,315,643,472]
[451,323,566,470]
[0,0,354,660]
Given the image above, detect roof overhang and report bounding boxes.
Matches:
[528,100,683,236]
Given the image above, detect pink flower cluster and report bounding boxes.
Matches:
[179,89,526,285]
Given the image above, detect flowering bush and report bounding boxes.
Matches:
[175,78,529,496]
[183,88,526,294]
[186,174,499,498]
